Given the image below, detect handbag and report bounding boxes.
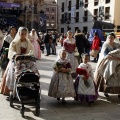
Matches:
[74,51,79,57]
[90,49,99,58]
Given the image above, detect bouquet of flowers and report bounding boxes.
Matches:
[54,62,70,75]
[54,62,63,72]
[76,68,90,87]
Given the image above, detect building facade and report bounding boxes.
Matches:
[0,0,44,31]
[40,0,57,31]
[57,0,120,33]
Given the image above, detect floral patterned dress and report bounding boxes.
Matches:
[48,59,76,98]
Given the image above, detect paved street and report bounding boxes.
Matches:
[0,44,120,120]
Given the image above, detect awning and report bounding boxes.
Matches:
[0,2,20,8]
[92,21,115,32]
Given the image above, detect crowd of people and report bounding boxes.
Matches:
[0,26,120,106]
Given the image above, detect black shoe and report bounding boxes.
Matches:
[62,100,66,104]
[104,93,109,97]
[57,98,60,101]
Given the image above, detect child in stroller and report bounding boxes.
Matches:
[9,55,41,117]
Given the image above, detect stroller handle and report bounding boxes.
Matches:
[13,55,36,62]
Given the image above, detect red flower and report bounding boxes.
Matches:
[76,68,89,79]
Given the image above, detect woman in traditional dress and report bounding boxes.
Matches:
[63,30,79,78]
[74,53,98,104]
[0,26,16,56]
[94,32,120,97]
[0,27,40,95]
[29,29,41,59]
[48,49,76,104]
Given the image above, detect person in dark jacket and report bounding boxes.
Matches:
[74,29,90,63]
[51,31,57,55]
[43,31,51,56]
[0,26,16,56]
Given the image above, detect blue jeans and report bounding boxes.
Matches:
[45,43,50,55]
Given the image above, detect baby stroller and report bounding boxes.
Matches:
[9,55,41,117]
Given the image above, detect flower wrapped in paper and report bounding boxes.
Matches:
[76,68,90,87]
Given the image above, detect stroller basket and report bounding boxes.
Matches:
[18,72,39,83]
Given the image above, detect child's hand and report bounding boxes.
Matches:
[60,67,66,72]
[83,76,87,81]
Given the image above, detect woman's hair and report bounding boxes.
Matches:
[81,53,90,58]
[56,48,67,61]
[109,32,116,38]
[7,26,16,35]
[76,29,81,33]
[13,27,28,42]
[67,30,72,34]
[94,32,98,36]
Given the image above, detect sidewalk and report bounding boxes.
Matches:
[0,44,120,120]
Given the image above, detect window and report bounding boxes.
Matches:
[64,12,68,21]
[47,16,49,19]
[94,0,99,6]
[93,9,98,20]
[84,0,88,8]
[61,14,64,24]
[61,2,64,12]
[105,7,110,19]
[46,8,49,11]
[83,10,88,22]
[105,0,110,4]
[76,0,79,9]
[75,12,79,22]
[67,26,71,31]
[75,27,79,32]
[68,13,71,21]
[61,28,64,33]
[80,0,84,7]
[83,26,88,33]
[51,16,54,20]
[68,1,71,11]
[117,26,120,32]
[52,8,55,12]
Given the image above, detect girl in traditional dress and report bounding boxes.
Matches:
[0,27,40,95]
[63,30,79,78]
[74,53,98,104]
[48,49,76,104]
[29,29,41,59]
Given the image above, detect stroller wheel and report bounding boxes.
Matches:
[20,107,25,117]
[36,107,40,116]
[9,92,13,107]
